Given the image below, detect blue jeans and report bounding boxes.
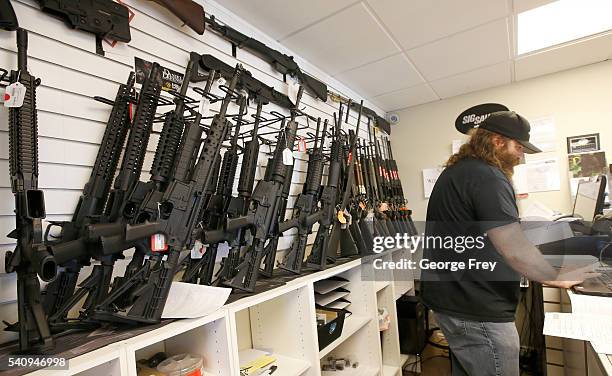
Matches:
[434,311,519,376]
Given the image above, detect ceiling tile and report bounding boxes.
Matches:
[406,18,511,81]
[366,0,509,50]
[430,61,512,98]
[513,0,557,14]
[372,84,439,111]
[280,3,400,75]
[515,33,612,81]
[334,53,425,97]
[217,0,358,40]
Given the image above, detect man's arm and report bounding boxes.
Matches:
[487,222,599,288]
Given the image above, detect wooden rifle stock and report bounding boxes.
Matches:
[149,0,205,34]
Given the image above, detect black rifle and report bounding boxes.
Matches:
[305,112,343,271]
[221,87,304,292]
[278,118,328,274]
[182,96,247,285]
[4,28,56,352]
[0,0,18,31]
[35,0,131,55]
[325,102,364,261]
[198,54,293,109]
[205,15,328,102]
[93,65,242,324]
[205,101,264,285]
[42,73,136,329]
[349,101,391,135]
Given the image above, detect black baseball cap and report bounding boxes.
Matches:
[479,111,542,154]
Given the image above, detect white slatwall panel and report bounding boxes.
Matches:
[0,0,384,342]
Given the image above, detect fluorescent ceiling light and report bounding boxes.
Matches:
[517,0,612,55]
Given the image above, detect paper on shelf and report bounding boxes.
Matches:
[313,278,350,294]
[326,300,351,310]
[314,290,350,306]
[568,290,612,316]
[161,282,231,319]
[543,312,612,354]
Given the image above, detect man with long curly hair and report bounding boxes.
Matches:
[420,111,599,376]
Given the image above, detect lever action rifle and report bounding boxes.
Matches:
[278,118,328,274]
[205,15,328,102]
[220,87,304,292]
[4,28,56,352]
[35,0,131,55]
[147,0,205,35]
[93,65,242,324]
[42,73,136,329]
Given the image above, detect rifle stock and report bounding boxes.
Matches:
[149,0,205,35]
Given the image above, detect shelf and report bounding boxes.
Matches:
[382,364,400,376]
[319,315,371,358]
[394,285,413,300]
[239,349,310,376]
[375,281,390,293]
[321,366,379,376]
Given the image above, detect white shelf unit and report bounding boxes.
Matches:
[20,249,413,376]
[391,248,415,300]
[228,283,319,376]
[122,310,233,376]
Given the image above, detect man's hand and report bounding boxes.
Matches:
[543,264,601,289]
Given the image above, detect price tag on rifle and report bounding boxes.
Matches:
[4,81,26,108]
[198,97,211,118]
[217,77,226,88]
[359,201,366,210]
[297,137,307,152]
[287,77,300,105]
[282,148,294,165]
[191,240,205,259]
[151,234,168,252]
[337,210,347,224]
[379,202,389,212]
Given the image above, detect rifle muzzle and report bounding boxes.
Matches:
[34,245,57,282]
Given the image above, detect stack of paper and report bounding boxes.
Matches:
[314,277,351,311]
[544,312,612,354]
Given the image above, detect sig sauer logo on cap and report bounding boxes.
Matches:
[455,103,509,134]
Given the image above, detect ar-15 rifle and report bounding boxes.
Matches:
[203,101,264,285]
[4,28,56,352]
[305,111,343,271]
[35,0,131,55]
[220,87,304,292]
[205,15,328,102]
[181,96,247,285]
[92,65,242,325]
[147,0,205,35]
[199,54,293,109]
[278,118,328,274]
[42,73,136,329]
[383,138,416,235]
[325,102,364,262]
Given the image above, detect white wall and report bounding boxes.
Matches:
[392,59,612,221]
[0,0,379,344]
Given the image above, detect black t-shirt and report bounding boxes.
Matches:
[420,157,521,322]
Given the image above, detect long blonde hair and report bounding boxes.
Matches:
[446,128,514,179]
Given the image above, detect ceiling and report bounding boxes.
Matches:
[216,0,612,113]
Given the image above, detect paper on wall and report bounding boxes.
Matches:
[513,157,560,193]
[422,167,444,199]
[161,282,231,319]
[526,116,557,154]
[452,139,464,154]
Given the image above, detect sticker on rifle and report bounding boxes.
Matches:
[359,201,366,210]
[198,97,211,118]
[287,77,300,105]
[191,240,205,259]
[4,82,26,108]
[282,148,294,165]
[337,210,347,224]
[297,137,307,152]
[151,234,168,252]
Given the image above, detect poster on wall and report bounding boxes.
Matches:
[568,151,607,178]
[514,157,561,194]
[566,133,600,154]
[526,116,557,155]
[422,167,444,198]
